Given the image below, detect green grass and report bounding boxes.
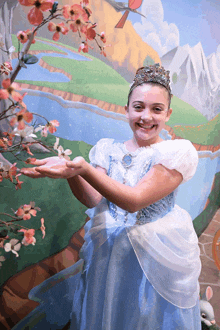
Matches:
[16,55,130,106]
[36,36,82,52]
[172,114,220,146]
[0,136,93,286]
[167,95,208,126]
[12,34,66,53]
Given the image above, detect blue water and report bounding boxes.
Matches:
[12,40,90,82]
[25,95,132,145]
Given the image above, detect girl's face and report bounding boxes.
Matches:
[125,84,172,147]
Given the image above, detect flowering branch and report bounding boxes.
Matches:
[0,0,107,267]
[10,32,35,83]
[0,203,46,266]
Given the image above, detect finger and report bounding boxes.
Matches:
[29,159,49,166]
[66,161,75,168]
[36,165,74,178]
[66,156,83,168]
[20,167,46,178]
[36,166,65,177]
[36,164,64,172]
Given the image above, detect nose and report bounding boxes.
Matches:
[211,320,216,325]
[140,109,152,121]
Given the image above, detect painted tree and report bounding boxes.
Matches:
[0,0,18,165]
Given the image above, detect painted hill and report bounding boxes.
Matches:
[12,0,160,81]
[80,0,160,73]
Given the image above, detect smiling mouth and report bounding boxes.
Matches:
[137,123,156,129]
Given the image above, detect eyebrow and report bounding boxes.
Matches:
[132,101,165,106]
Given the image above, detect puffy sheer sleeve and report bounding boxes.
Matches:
[153,139,198,183]
[88,138,114,171]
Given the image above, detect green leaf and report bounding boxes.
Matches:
[23,54,39,65]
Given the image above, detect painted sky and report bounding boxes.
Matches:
[126,0,220,57]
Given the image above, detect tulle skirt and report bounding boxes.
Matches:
[70,226,201,330]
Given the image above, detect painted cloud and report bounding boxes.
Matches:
[133,0,179,57]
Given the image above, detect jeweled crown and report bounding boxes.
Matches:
[130,63,172,95]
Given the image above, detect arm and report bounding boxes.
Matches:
[20,157,107,209]
[35,157,183,213]
[79,161,183,213]
[67,166,107,208]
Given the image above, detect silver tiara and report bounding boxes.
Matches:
[130,63,171,95]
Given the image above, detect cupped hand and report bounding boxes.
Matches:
[20,156,68,178]
[20,156,87,179]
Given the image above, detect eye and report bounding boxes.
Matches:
[154,107,163,112]
[134,105,143,111]
[201,313,207,319]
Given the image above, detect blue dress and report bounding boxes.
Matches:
[13,138,202,330]
[70,138,201,330]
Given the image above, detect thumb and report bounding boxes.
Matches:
[66,156,84,168]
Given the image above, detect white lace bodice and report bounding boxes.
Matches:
[88,138,198,226]
[89,138,198,184]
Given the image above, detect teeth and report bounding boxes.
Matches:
[138,124,154,129]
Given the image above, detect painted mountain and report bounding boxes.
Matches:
[161,42,220,120]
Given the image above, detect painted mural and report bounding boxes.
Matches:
[0,0,220,329]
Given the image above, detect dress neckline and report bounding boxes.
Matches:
[119,139,169,154]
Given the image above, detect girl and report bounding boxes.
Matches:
[21,64,201,329]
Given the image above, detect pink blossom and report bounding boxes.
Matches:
[40,218,46,239]
[1,137,12,148]
[18,229,36,246]
[18,0,54,26]
[10,109,33,130]
[0,138,7,150]
[100,32,106,43]
[80,0,89,6]
[100,44,111,57]
[8,163,17,182]
[70,19,87,34]
[16,203,38,220]
[0,163,17,182]
[15,174,24,190]
[25,29,37,43]
[17,29,37,44]
[41,119,60,137]
[0,62,13,76]
[22,143,34,156]
[63,4,85,20]
[78,41,93,53]
[17,30,28,44]
[86,24,97,40]
[48,22,69,41]
[0,79,22,102]
[3,131,14,146]
[53,137,72,160]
